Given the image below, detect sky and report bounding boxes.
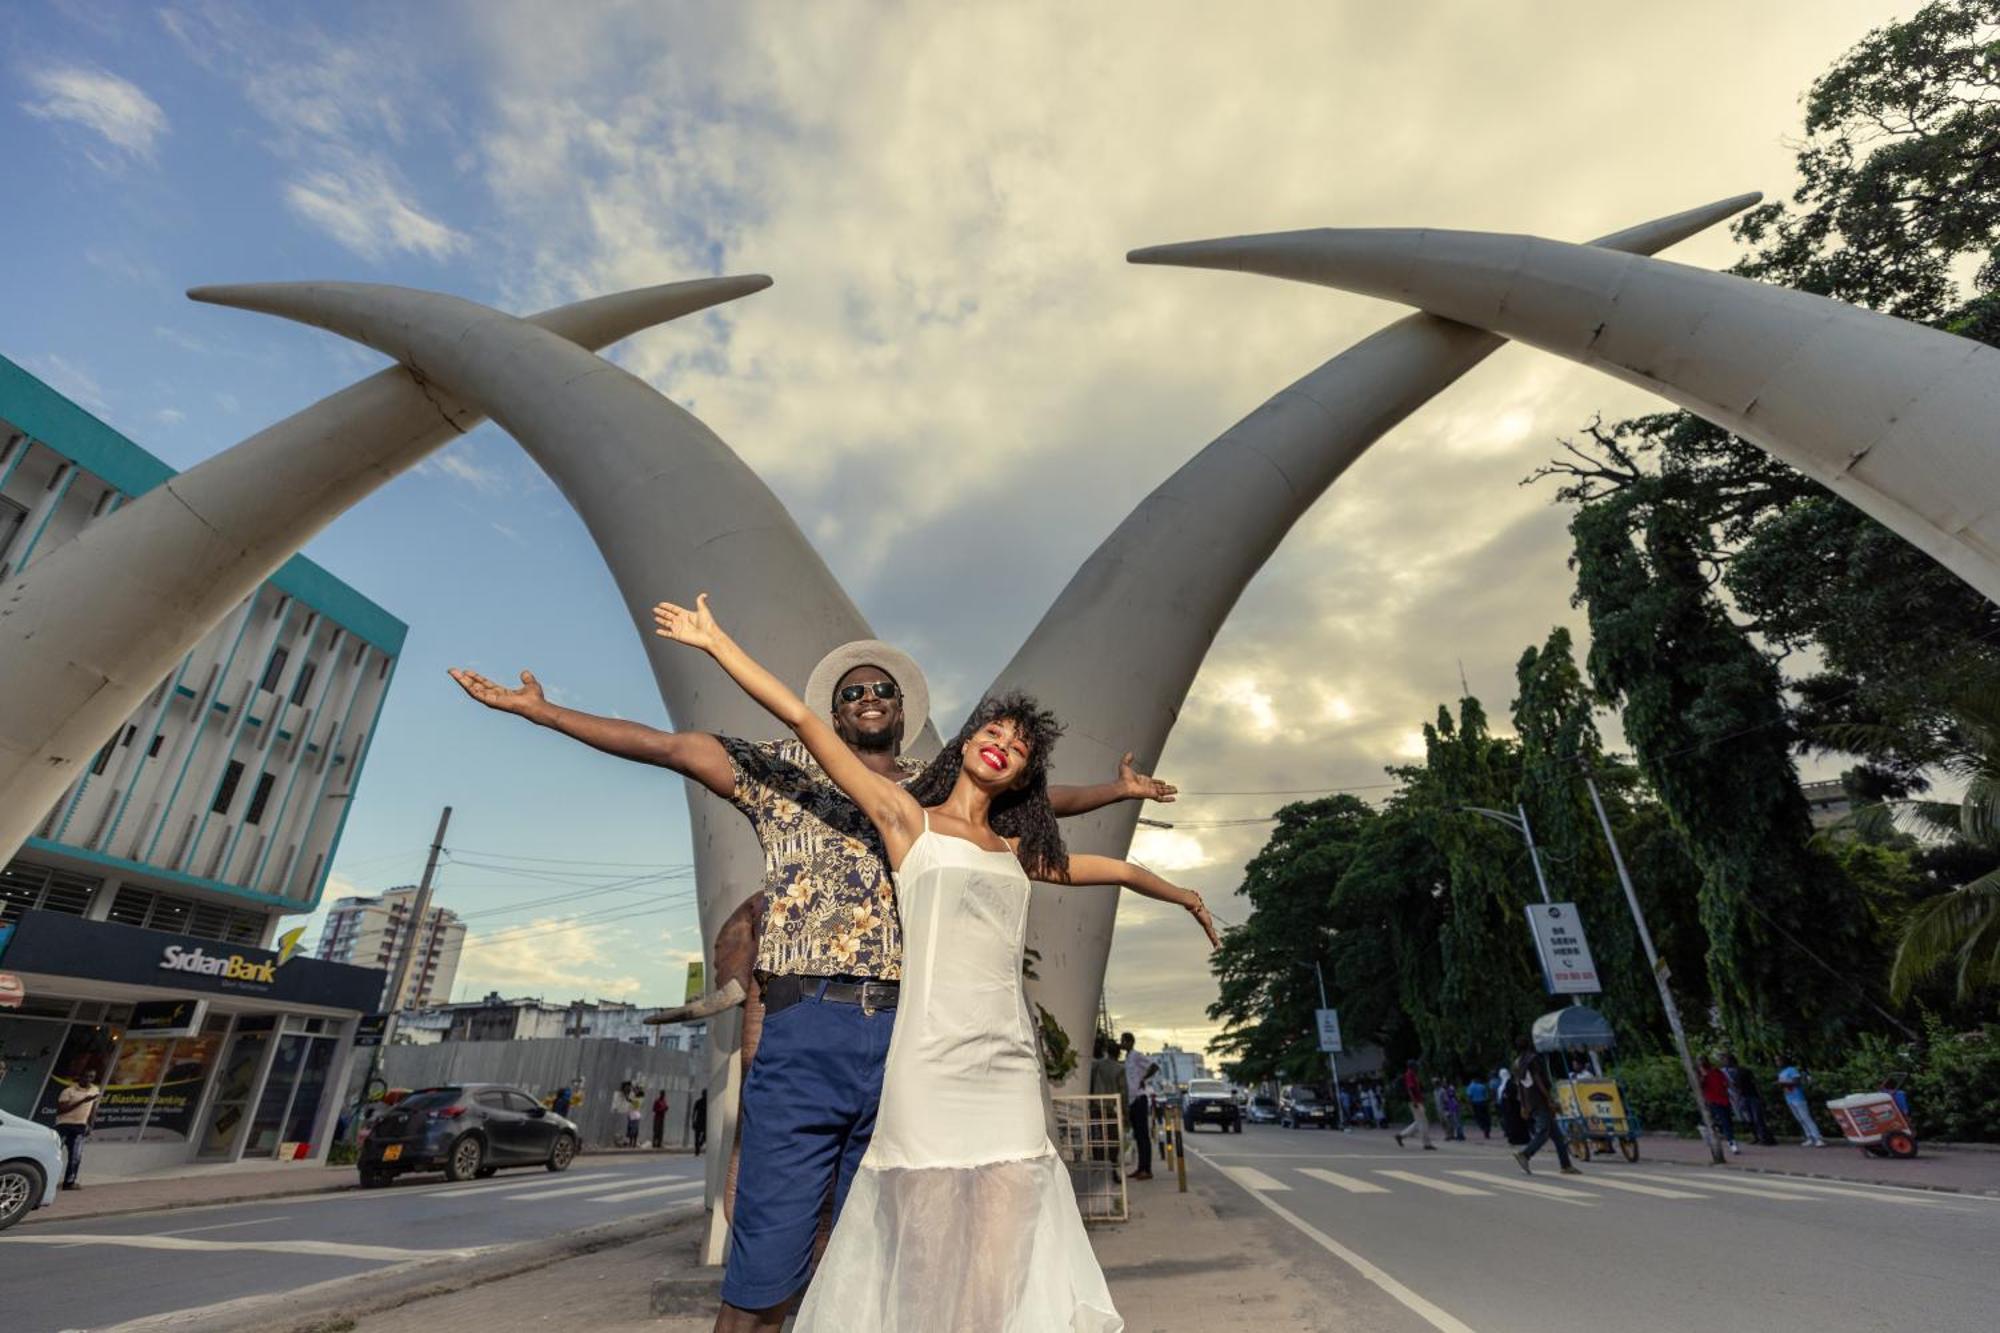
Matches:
[1,0,1918,1057]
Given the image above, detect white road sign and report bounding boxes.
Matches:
[1315,1008,1343,1053]
[1526,902,1602,995]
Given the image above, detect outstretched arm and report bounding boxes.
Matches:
[446,667,734,798]
[653,596,923,861]
[1041,852,1219,949]
[1047,753,1178,817]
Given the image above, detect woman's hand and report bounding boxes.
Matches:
[653,594,723,654]
[1183,888,1220,949]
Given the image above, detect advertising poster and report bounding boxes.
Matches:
[144,1032,224,1141]
[94,1038,175,1136]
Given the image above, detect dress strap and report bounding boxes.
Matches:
[920,808,930,835]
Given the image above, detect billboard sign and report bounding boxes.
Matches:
[1527,902,1602,995]
[1314,1008,1343,1054]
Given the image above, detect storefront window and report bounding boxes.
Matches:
[197,1025,271,1159]
[280,1037,337,1148]
[35,1021,122,1126]
[93,1016,228,1143]
[0,1014,67,1119]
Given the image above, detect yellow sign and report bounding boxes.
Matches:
[1555,1078,1628,1126]
[684,960,705,1003]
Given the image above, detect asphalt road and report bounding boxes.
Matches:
[1188,1123,2000,1333]
[0,1154,705,1333]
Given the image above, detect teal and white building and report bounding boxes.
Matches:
[0,355,402,1174]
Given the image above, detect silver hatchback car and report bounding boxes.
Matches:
[0,1107,64,1231]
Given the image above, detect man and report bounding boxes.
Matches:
[1465,1072,1492,1139]
[1510,1035,1579,1176]
[1393,1058,1435,1150]
[452,641,1171,1332]
[653,1089,670,1149]
[54,1069,100,1190]
[1698,1056,1741,1154]
[1088,1035,1125,1165]
[1724,1052,1775,1146]
[693,1089,707,1155]
[552,1084,572,1119]
[1777,1057,1827,1147]
[1120,1032,1159,1181]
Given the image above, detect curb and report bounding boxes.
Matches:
[1710,1161,2000,1200]
[98,1205,706,1333]
[28,1177,357,1226]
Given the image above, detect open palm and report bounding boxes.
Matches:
[448,667,545,716]
[653,594,723,653]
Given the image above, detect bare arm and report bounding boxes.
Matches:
[446,667,734,799]
[653,596,923,862]
[1042,852,1220,949]
[1047,752,1179,817]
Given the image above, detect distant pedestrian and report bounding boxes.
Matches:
[1510,1036,1578,1176]
[1121,1032,1158,1181]
[54,1068,101,1190]
[1465,1075,1492,1139]
[652,1090,669,1148]
[1394,1059,1436,1150]
[626,1088,644,1147]
[692,1090,708,1154]
[1777,1058,1827,1146]
[1371,1082,1389,1129]
[1724,1053,1775,1146]
[553,1084,573,1119]
[1437,1079,1464,1141]
[1089,1036,1124,1163]
[1699,1056,1741,1154]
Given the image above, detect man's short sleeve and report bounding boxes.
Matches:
[716,737,812,818]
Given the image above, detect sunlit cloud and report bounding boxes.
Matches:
[20,64,168,163]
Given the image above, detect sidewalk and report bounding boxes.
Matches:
[1627,1131,2000,1198]
[28,1146,688,1225]
[341,1156,1369,1333]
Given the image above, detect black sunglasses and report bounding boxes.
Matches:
[838,682,901,704]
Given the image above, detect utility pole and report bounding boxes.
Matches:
[1581,770,1725,1165]
[351,805,450,1138]
[1300,959,1348,1130]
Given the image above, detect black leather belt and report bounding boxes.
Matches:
[763,973,900,1016]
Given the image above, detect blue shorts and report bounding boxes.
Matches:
[720,985,895,1312]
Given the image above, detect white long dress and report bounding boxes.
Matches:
[795,820,1123,1332]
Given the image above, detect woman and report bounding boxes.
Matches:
[654,595,1216,1332]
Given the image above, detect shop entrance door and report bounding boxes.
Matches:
[196,1023,273,1160]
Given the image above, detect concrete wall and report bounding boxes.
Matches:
[375,1037,700,1150]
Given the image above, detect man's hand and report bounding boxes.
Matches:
[1182,888,1221,949]
[652,594,724,654]
[1119,752,1177,804]
[448,667,547,717]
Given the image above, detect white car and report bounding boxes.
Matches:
[0,1108,63,1231]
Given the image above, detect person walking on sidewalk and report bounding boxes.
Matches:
[652,1090,669,1148]
[1465,1073,1492,1139]
[692,1090,707,1155]
[1394,1058,1436,1150]
[1510,1036,1579,1176]
[1699,1056,1742,1154]
[1122,1033,1159,1181]
[1778,1058,1828,1146]
[54,1068,101,1190]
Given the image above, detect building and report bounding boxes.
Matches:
[1152,1045,1210,1089]
[1802,778,1854,829]
[0,355,402,1176]
[397,992,705,1056]
[315,887,466,1010]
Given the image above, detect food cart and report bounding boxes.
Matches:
[1826,1091,1919,1159]
[1532,1005,1642,1162]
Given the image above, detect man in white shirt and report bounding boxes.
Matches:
[55,1069,101,1190]
[1119,1032,1158,1181]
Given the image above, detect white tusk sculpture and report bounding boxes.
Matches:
[1001,194,1758,1084]
[185,279,916,1264]
[0,276,770,866]
[1130,224,2000,605]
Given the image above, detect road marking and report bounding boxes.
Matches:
[1298,1168,1389,1194]
[1616,1171,1821,1201]
[589,1180,706,1203]
[502,1175,687,1202]
[1191,1147,1475,1333]
[1449,1170,1596,1202]
[1221,1166,1290,1192]
[1562,1175,1706,1200]
[155,1214,293,1236]
[1376,1170,1491,1196]
[0,1232,486,1262]
[427,1170,676,1200]
[1628,1172,1959,1209]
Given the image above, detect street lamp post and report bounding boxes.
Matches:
[1580,769,1726,1165]
[1461,803,1597,1072]
[1297,959,1349,1131]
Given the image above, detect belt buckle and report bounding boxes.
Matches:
[861,983,878,1017]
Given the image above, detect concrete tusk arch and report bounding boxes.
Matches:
[1130,224,2000,605]
[0,275,771,866]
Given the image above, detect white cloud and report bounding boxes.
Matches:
[419,442,507,491]
[20,64,168,162]
[284,158,466,261]
[1128,828,1212,875]
[154,407,186,425]
[455,919,643,999]
[25,353,109,415]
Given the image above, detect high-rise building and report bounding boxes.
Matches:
[316,886,467,1010]
[0,354,404,1176]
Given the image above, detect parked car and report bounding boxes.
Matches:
[1182,1079,1243,1133]
[357,1083,579,1187]
[0,1108,63,1231]
[1246,1094,1280,1124]
[1279,1084,1334,1129]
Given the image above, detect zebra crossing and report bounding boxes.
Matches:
[1209,1156,1971,1211]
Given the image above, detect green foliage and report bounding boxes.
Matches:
[327,1141,358,1166]
[1908,1020,2000,1141]
[1613,1054,1703,1136]
[1035,1003,1078,1084]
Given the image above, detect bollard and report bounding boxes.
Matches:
[1171,1102,1188,1194]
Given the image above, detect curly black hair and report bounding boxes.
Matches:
[905,690,1070,880]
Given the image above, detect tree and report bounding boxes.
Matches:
[1206,795,1377,1084]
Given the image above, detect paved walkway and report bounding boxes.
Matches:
[1628,1131,2000,1197]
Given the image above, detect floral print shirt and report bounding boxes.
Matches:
[721,737,923,981]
